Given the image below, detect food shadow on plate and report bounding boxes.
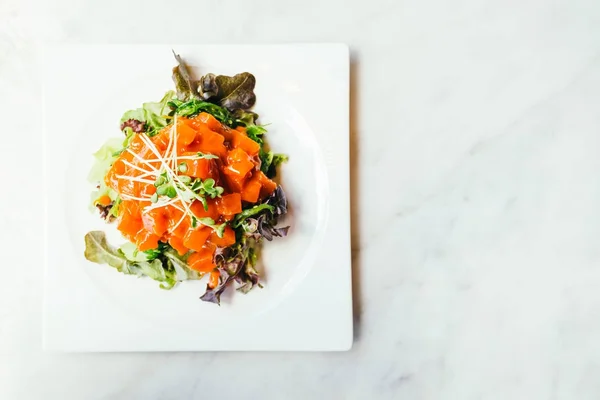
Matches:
[349,54,362,342]
[251,185,295,286]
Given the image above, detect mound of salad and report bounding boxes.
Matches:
[84,51,289,305]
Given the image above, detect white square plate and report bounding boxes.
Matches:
[43,44,352,351]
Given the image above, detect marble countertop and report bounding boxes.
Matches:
[3,0,600,398]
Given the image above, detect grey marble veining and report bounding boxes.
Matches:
[2,0,600,398]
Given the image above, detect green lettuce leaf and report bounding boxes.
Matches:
[119,242,150,262]
[120,91,177,136]
[88,137,123,183]
[84,231,200,290]
[88,128,137,216]
[137,259,168,281]
[232,204,274,228]
[87,137,122,213]
[84,231,130,271]
[260,151,288,178]
[232,110,258,126]
[164,249,202,281]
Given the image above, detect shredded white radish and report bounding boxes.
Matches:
[121,159,159,176]
[115,175,156,184]
[171,114,179,171]
[134,133,199,227]
[126,148,159,171]
[144,155,212,162]
[115,121,217,233]
[163,118,176,170]
[136,132,204,205]
[120,194,153,202]
[143,197,184,212]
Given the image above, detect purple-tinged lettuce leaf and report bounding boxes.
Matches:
[200,269,232,305]
[256,215,290,241]
[266,186,288,216]
[120,118,145,133]
[172,51,198,101]
[232,204,274,228]
[198,72,257,111]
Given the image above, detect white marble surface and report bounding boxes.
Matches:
[2,0,600,398]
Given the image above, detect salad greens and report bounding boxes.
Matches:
[85,231,201,290]
[84,51,289,305]
[171,51,197,101]
[88,137,122,220]
[120,91,177,136]
[169,98,236,126]
[198,72,257,111]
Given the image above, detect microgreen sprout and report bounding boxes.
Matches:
[196,217,227,238]
[178,175,191,184]
[154,174,167,187]
[191,178,224,199]
[196,152,219,160]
